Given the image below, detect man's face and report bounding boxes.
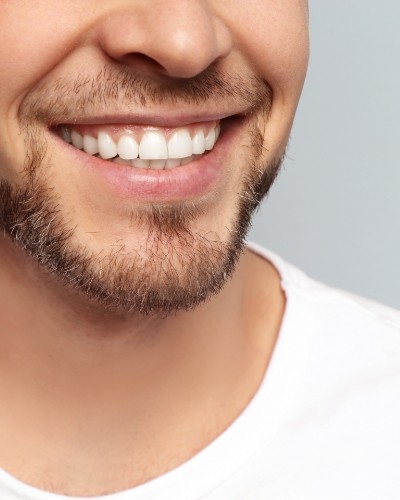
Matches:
[0,1,309,315]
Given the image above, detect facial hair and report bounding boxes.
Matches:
[0,65,282,316]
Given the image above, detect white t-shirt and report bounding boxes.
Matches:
[1,242,400,500]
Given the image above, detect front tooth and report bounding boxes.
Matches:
[205,128,216,150]
[71,130,83,149]
[168,129,192,159]
[83,135,99,155]
[118,135,139,160]
[98,132,117,159]
[139,131,168,160]
[192,130,206,154]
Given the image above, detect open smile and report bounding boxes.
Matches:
[57,120,221,170]
[53,115,243,202]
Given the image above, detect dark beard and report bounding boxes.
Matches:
[0,67,282,316]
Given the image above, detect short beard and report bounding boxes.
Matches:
[0,67,282,316]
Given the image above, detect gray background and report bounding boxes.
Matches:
[249,0,400,309]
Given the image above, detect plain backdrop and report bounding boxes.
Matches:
[249,0,400,309]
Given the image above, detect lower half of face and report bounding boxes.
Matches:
[0,91,283,316]
[0,0,308,316]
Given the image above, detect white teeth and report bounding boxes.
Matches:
[98,132,117,159]
[117,136,139,160]
[139,131,168,160]
[71,130,83,149]
[168,129,193,159]
[205,128,216,150]
[62,122,220,170]
[83,135,99,155]
[192,130,206,155]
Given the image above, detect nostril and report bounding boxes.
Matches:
[119,52,166,73]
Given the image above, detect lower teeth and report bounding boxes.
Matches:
[100,154,202,170]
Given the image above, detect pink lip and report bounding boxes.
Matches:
[54,116,243,203]
[55,110,245,128]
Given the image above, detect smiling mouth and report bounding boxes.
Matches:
[56,120,221,170]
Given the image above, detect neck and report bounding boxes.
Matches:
[0,235,284,494]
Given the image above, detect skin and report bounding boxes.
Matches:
[0,0,309,496]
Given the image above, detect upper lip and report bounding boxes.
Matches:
[56,111,244,128]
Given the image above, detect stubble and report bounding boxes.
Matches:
[0,65,282,316]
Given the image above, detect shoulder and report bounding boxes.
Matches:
[246,240,400,340]
[242,242,400,498]
[246,240,400,400]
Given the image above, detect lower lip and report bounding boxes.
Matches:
[56,118,242,202]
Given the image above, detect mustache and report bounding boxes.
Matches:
[19,63,273,126]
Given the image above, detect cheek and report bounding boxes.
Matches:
[215,0,309,158]
[0,2,84,108]
[219,0,309,98]
[0,2,84,178]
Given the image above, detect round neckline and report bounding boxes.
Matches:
[0,243,316,500]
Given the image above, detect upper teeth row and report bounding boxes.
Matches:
[60,125,220,161]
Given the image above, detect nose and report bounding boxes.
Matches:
[96,0,233,79]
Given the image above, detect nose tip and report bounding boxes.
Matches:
[97,1,233,80]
